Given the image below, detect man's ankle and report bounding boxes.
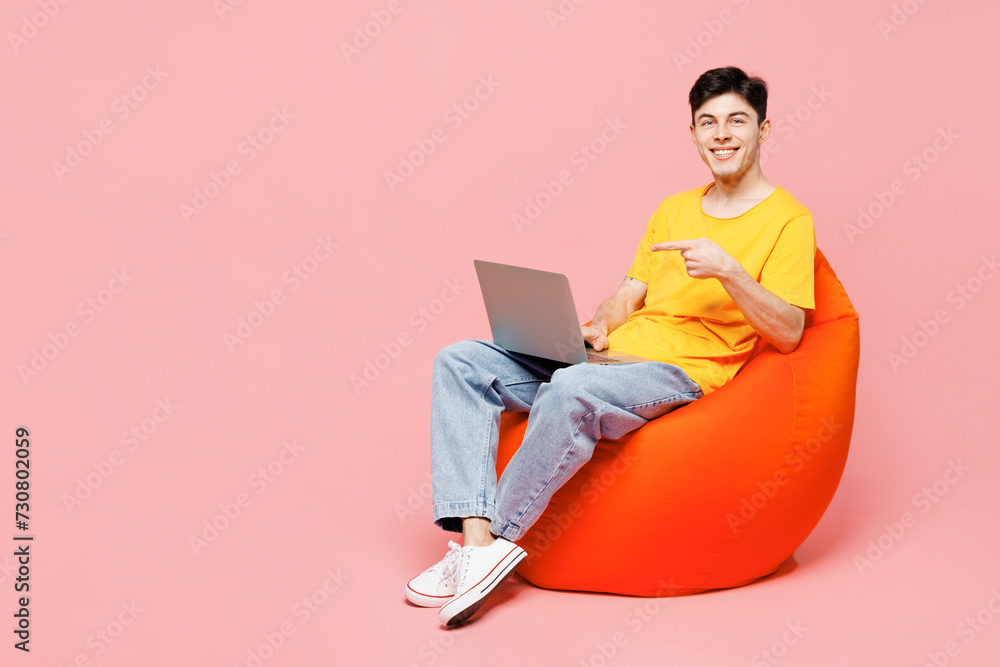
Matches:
[464,534,497,548]
[461,517,497,547]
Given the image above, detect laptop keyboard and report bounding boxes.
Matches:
[586,352,623,363]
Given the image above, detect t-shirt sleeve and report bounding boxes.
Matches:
[759,214,816,311]
[624,209,658,284]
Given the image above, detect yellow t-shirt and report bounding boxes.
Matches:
[606,182,816,395]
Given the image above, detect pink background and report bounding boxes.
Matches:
[2,1,998,665]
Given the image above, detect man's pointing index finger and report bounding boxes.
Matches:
[650,239,697,252]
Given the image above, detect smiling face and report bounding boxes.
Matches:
[690,92,770,183]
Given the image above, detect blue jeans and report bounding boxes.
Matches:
[430,339,704,542]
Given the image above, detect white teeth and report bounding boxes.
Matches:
[713,149,735,157]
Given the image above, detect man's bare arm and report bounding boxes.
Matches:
[582,277,647,352]
[651,237,806,354]
[715,269,806,354]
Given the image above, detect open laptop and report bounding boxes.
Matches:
[473,259,655,365]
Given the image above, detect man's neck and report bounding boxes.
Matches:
[706,171,775,205]
[701,170,777,219]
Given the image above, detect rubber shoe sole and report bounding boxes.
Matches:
[438,542,526,626]
[404,584,454,607]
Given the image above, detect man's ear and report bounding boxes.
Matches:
[757,118,771,144]
[689,124,696,143]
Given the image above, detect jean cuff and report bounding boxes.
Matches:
[489,519,525,542]
[432,500,496,534]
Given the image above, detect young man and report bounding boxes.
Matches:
[405,66,816,627]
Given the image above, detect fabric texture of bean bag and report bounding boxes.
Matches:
[494,248,860,596]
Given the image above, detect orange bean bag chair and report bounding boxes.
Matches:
[494,248,860,596]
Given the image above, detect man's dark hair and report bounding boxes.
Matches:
[689,66,768,127]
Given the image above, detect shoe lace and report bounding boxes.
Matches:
[431,540,464,584]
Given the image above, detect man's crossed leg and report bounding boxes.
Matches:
[405,339,703,625]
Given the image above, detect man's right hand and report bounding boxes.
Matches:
[581,324,609,352]
[583,276,647,353]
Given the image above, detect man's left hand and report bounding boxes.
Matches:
[650,237,737,280]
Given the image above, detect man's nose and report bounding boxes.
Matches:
[713,124,731,140]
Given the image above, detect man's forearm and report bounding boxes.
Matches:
[590,292,631,336]
[718,265,805,354]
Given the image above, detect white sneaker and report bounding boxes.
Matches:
[437,537,526,626]
[405,540,464,607]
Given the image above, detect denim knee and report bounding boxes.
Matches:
[438,337,499,363]
[432,339,486,379]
